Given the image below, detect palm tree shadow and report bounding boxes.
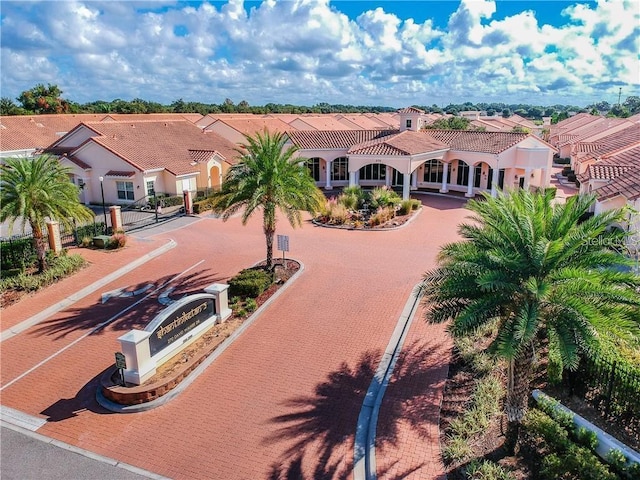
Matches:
[263,340,449,478]
[30,269,225,340]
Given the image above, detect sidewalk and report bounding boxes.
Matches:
[1,235,170,335]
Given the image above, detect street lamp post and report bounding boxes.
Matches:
[99,176,108,234]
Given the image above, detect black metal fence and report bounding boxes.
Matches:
[119,193,185,232]
[567,354,640,438]
[1,219,106,271]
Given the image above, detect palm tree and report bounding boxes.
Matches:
[417,188,640,451]
[211,130,325,269]
[1,155,95,272]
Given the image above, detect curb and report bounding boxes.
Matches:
[96,259,306,413]
[353,284,422,480]
[0,238,177,343]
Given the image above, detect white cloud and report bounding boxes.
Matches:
[0,0,638,107]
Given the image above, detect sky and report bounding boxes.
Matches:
[1,0,638,108]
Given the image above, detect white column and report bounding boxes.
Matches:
[385,166,391,187]
[465,165,474,197]
[440,162,449,193]
[524,168,532,190]
[325,160,332,189]
[402,173,411,200]
[491,177,498,197]
[540,168,548,187]
[411,170,417,190]
[349,170,357,188]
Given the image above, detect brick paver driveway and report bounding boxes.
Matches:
[1,195,469,479]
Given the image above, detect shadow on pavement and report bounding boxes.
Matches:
[40,365,115,422]
[264,340,446,479]
[30,269,225,340]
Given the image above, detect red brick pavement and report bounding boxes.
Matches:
[1,196,469,480]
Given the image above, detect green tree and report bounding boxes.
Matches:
[17,83,70,114]
[425,116,471,130]
[0,155,95,272]
[417,189,640,452]
[210,130,325,269]
[1,97,23,115]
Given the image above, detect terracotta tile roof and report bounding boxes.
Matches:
[188,150,218,163]
[291,116,355,131]
[596,167,640,201]
[65,154,92,170]
[0,114,104,151]
[365,113,400,128]
[557,118,633,147]
[578,125,640,163]
[104,170,136,178]
[426,130,529,154]
[210,117,292,136]
[286,129,397,150]
[49,120,238,176]
[397,107,425,114]
[348,131,449,156]
[581,164,634,181]
[335,115,390,130]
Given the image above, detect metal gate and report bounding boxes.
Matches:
[119,194,185,232]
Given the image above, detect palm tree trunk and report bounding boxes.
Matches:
[32,224,47,273]
[504,344,535,454]
[264,203,276,269]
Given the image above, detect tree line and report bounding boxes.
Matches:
[2,83,639,120]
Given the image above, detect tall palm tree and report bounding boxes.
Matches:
[211,130,325,269]
[418,188,640,451]
[1,155,95,272]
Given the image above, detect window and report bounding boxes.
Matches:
[116,181,135,200]
[487,168,494,188]
[307,158,321,182]
[146,181,155,197]
[359,163,386,181]
[406,119,412,128]
[474,166,482,188]
[456,161,470,186]
[331,157,348,181]
[423,159,444,183]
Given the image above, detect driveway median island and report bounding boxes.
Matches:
[100,260,300,408]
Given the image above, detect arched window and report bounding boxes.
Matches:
[359,163,386,180]
[423,159,444,183]
[332,157,348,181]
[456,161,470,186]
[307,158,321,182]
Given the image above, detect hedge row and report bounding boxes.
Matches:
[0,252,87,293]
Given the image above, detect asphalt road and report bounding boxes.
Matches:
[1,425,161,480]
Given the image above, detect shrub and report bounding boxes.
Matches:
[540,443,618,480]
[338,192,358,210]
[523,409,570,451]
[107,232,127,249]
[464,459,515,480]
[442,435,472,464]
[535,394,575,432]
[192,199,214,214]
[80,236,93,248]
[561,166,573,176]
[228,268,272,298]
[567,173,577,183]
[369,207,394,226]
[574,426,599,451]
[605,449,628,473]
[627,462,640,478]
[75,222,105,241]
[0,253,86,293]
[245,297,258,312]
[322,201,350,225]
[368,186,401,209]
[0,236,36,272]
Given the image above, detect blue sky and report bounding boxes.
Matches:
[1,0,638,108]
